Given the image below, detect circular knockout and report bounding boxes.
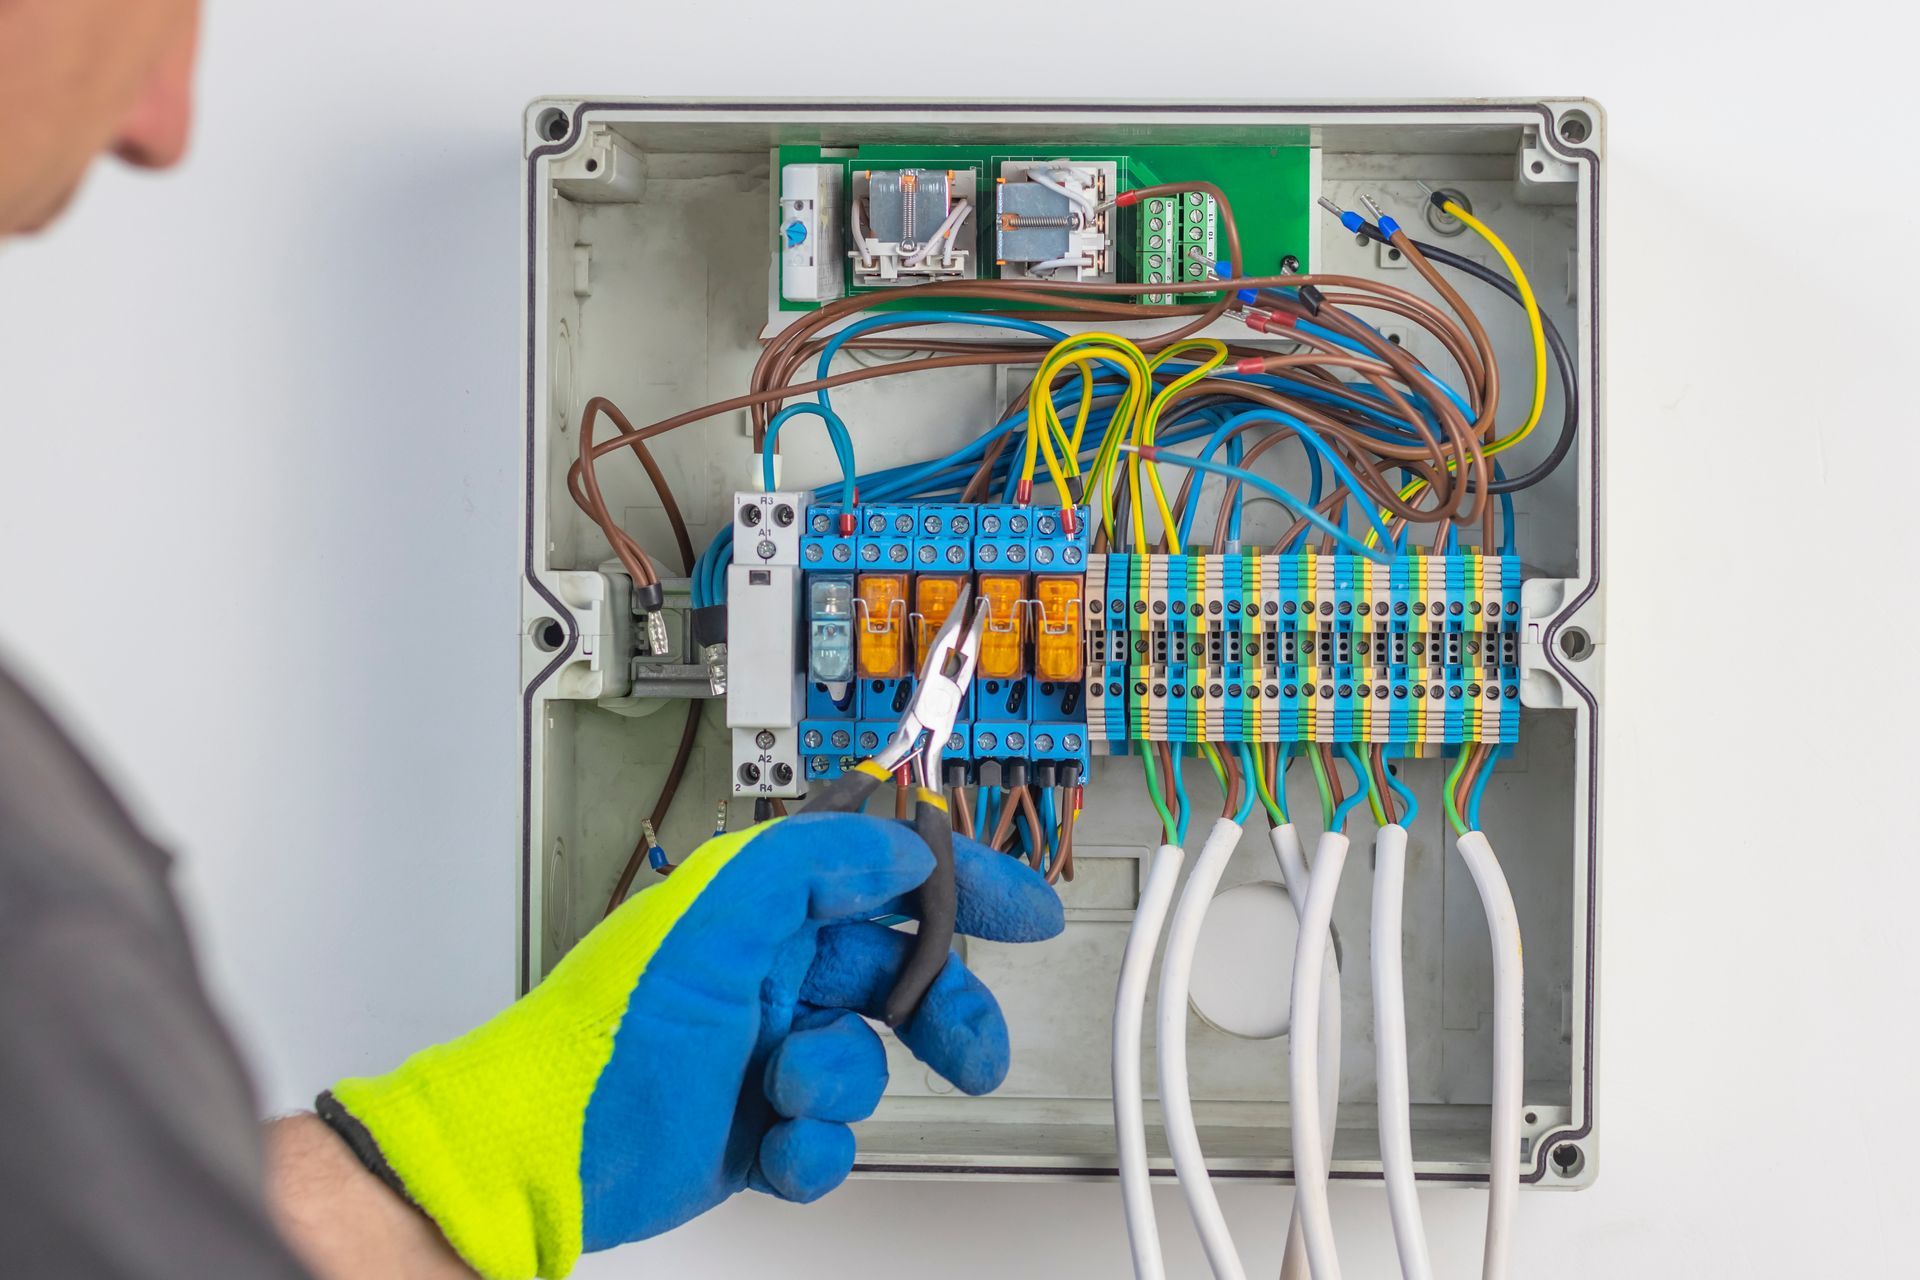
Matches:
[1189,881,1301,1040]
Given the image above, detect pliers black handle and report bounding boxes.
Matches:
[801,759,956,1027]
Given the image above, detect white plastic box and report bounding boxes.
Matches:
[518,99,1605,1190]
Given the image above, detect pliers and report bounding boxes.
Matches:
[798,600,985,1027]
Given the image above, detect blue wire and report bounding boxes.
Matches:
[1494,461,1517,554]
[973,786,990,839]
[1143,450,1391,562]
[1466,750,1497,832]
[1382,755,1419,829]
[814,312,1076,416]
[1038,788,1057,873]
[1169,745,1192,844]
[1330,743,1372,831]
[982,786,1002,844]
[1232,745,1257,824]
[1225,433,1245,544]
[762,404,857,508]
[1168,407,1395,553]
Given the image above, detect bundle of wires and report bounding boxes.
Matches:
[581,182,1569,616]
[968,781,1077,883]
[563,182,1563,1280]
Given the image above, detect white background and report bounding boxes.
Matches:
[1,1,1912,1274]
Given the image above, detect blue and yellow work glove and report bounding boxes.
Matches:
[315,812,1062,1280]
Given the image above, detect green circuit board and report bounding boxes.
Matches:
[774,143,1314,311]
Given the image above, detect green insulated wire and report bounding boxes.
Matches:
[1309,746,1335,831]
[1200,742,1228,797]
[1251,745,1287,826]
[1367,767,1390,827]
[1140,748,1178,846]
[1443,748,1470,836]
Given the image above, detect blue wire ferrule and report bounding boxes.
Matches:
[1236,287,1259,306]
[1377,214,1403,239]
[1340,210,1365,235]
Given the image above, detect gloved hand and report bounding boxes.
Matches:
[316,812,1062,1280]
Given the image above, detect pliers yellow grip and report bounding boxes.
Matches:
[798,603,984,1025]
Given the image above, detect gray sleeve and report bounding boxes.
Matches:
[0,664,312,1278]
[0,907,313,1279]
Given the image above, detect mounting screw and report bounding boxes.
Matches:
[771,762,794,786]
[738,763,762,785]
[740,504,762,527]
[772,503,795,527]
[755,730,776,750]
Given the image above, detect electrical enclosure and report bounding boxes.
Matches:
[520,99,1604,1190]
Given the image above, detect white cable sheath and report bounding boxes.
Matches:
[1031,167,1098,217]
[1288,831,1350,1280]
[1113,842,1187,1280]
[903,201,971,266]
[1456,830,1523,1280]
[1156,818,1248,1280]
[1371,824,1434,1280]
[1267,825,1341,1280]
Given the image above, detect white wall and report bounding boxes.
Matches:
[1,1,1911,1274]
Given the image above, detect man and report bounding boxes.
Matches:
[0,4,1060,1277]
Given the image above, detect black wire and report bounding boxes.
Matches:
[1352,221,1579,495]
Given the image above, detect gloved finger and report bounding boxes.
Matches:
[607,812,934,1028]
[749,1117,856,1204]
[868,831,1065,943]
[801,921,1011,1096]
[763,1009,889,1122]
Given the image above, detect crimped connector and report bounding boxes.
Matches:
[644,610,671,657]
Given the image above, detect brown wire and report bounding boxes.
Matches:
[592,396,703,917]
[571,396,698,588]
[1015,787,1050,878]
[603,702,702,915]
[989,786,1022,852]
[1055,786,1077,882]
[1369,744,1397,826]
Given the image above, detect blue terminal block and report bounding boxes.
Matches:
[973,509,1033,572]
[1028,723,1091,784]
[799,719,858,782]
[857,504,918,571]
[913,504,975,572]
[1027,507,1090,572]
[972,720,1034,785]
[801,504,857,570]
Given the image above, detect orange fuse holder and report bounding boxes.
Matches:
[913,573,969,666]
[975,572,1030,680]
[856,573,911,679]
[1032,574,1086,682]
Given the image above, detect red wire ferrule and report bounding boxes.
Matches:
[838,512,856,537]
[1234,357,1268,376]
[1063,508,1080,535]
[1014,478,1033,505]
[1114,190,1143,208]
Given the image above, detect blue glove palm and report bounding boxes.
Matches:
[322,813,1061,1279]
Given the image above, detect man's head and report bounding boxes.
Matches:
[0,0,201,236]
